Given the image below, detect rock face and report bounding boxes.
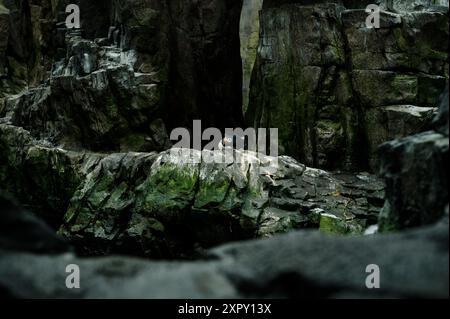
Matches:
[0,0,245,133]
[378,87,449,231]
[0,4,9,78]
[4,31,168,153]
[0,0,74,97]
[58,150,384,257]
[386,0,449,12]
[240,0,263,112]
[0,118,385,257]
[0,0,396,259]
[0,0,247,256]
[247,1,448,171]
[1,29,386,257]
[0,194,448,298]
[0,123,89,227]
[164,0,245,131]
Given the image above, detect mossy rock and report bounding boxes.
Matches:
[135,160,199,216]
[258,207,307,237]
[319,213,364,235]
[194,170,231,209]
[0,4,9,14]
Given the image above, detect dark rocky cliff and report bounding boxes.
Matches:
[247,0,448,171]
[0,0,448,299]
[1,0,244,133]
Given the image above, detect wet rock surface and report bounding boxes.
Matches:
[0,0,245,132]
[378,87,449,231]
[240,0,263,112]
[58,150,384,258]
[247,1,448,171]
[4,31,168,153]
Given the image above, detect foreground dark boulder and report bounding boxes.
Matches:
[0,194,447,298]
[0,193,69,254]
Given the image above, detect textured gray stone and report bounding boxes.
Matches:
[0,4,9,77]
[378,87,449,231]
[58,149,384,258]
[0,199,447,298]
[248,2,448,171]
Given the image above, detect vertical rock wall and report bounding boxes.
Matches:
[247,1,449,171]
[164,0,244,131]
[0,0,245,134]
[240,0,263,113]
[378,87,448,231]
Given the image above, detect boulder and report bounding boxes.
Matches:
[366,105,437,167]
[5,32,167,153]
[0,193,69,254]
[0,200,447,298]
[58,149,385,258]
[378,87,449,231]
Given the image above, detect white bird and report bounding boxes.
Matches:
[218,136,233,151]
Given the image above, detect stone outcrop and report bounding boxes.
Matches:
[0,0,390,259]
[0,117,385,257]
[247,1,448,171]
[3,31,169,153]
[0,0,245,134]
[0,27,386,256]
[378,87,449,231]
[58,149,384,258]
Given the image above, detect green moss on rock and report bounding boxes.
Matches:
[135,161,199,214]
[319,213,364,235]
